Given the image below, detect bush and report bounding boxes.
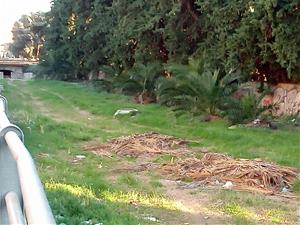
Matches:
[222,90,270,125]
[121,62,163,103]
[85,80,114,93]
[157,58,239,116]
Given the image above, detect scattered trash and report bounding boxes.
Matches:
[113,108,139,118]
[281,187,289,193]
[72,155,87,164]
[245,119,278,129]
[161,153,300,193]
[76,155,86,160]
[84,132,190,158]
[143,216,159,222]
[223,181,234,189]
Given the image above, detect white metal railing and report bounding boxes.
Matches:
[0,95,56,224]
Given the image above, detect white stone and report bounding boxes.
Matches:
[113,108,139,118]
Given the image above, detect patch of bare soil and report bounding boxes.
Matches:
[161,153,300,195]
[161,179,228,225]
[84,132,190,157]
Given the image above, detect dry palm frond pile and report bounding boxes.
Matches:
[84,132,190,157]
[161,153,300,193]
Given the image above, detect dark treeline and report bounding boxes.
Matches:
[10,0,300,82]
[9,0,300,123]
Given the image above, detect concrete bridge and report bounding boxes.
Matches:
[0,59,38,79]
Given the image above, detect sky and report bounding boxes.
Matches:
[0,0,51,44]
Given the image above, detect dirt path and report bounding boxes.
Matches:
[10,82,113,131]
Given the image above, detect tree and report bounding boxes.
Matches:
[38,0,300,84]
[196,0,300,83]
[157,59,239,115]
[10,12,47,59]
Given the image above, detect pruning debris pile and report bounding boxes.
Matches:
[161,153,300,193]
[84,132,190,157]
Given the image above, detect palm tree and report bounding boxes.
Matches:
[157,58,239,115]
[123,62,162,103]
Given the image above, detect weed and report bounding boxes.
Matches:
[293,180,300,196]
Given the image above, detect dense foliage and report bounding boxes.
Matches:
[10,0,300,81]
[10,12,47,59]
[10,0,300,82]
[9,0,300,121]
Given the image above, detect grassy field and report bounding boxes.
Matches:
[2,80,300,225]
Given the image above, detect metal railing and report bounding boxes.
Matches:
[0,95,56,224]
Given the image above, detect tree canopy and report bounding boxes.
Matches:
[10,12,47,59]
[10,0,300,83]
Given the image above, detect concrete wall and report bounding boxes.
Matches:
[24,72,34,80]
[0,66,24,79]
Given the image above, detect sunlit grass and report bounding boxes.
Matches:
[45,182,145,225]
[223,203,256,219]
[46,181,180,212]
[222,203,287,224]
[215,190,291,224]
[102,190,179,211]
[46,182,97,200]
[264,209,286,223]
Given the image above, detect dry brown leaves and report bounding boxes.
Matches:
[84,132,300,194]
[161,153,300,193]
[84,132,190,157]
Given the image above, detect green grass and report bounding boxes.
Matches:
[213,190,297,224]
[293,180,300,195]
[2,80,300,225]
[18,80,300,168]
[118,173,140,187]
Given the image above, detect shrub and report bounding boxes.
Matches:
[157,58,239,116]
[121,62,163,103]
[222,90,270,125]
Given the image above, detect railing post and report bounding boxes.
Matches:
[5,192,26,225]
[0,95,56,225]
